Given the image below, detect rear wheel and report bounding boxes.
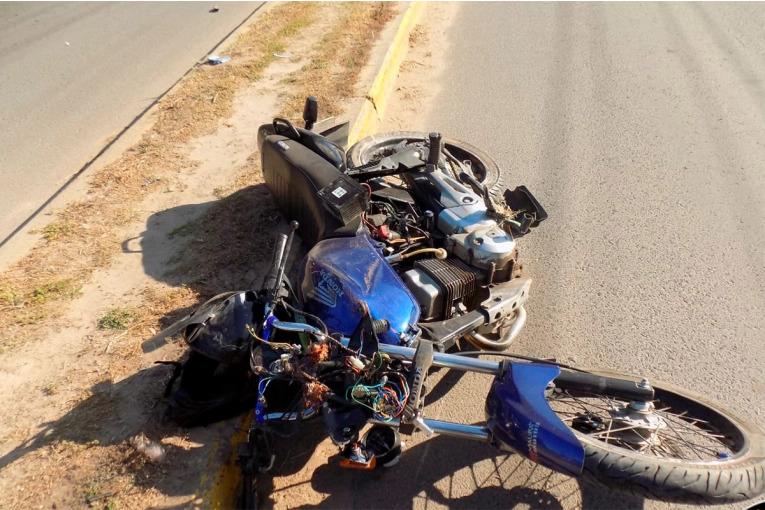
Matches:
[547,369,765,504]
[346,131,508,200]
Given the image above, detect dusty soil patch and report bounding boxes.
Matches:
[0,2,399,510]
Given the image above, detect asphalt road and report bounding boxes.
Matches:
[417,2,765,509]
[266,4,765,509]
[288,3,765,510]
[0,1,263,247]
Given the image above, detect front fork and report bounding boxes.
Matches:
[236,427,274,510]
[265,319,656,478]
[361,340,655,477]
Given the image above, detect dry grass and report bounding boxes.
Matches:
[280,2,397,122]
[100,285,200,362]
[4,438,172,510]
[0,2,321,349]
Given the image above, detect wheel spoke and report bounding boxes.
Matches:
[663,414,725,438]
[546,388,737,462]
[552,392,617,413]
[660,419,725,458]
[604,417,614,443]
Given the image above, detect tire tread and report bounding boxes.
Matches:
[581,444,765,504]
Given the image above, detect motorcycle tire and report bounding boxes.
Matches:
[547,368,765,504]
[346,131,508,200]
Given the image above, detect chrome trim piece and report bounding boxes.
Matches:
[368,417,491,442]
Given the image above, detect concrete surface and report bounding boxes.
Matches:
[0,1,263,247]
[418,2,765,509]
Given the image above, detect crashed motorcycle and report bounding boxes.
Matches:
[145,98,765,508]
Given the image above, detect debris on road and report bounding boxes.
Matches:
[207,54,232,65]
[130,434,166,463]
[274,52,293,59]
[142,177,161,188]
[86,491,115,505]
[209,6,219,13]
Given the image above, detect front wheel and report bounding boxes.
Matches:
[547,369,765,504]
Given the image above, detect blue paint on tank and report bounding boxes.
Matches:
[298,234,420,345]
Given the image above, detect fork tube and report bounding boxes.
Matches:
[369,417,491,442]
[378,343,503,376]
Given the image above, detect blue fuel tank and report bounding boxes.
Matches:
[298,234,420,345]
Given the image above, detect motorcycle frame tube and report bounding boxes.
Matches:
[272,321,646,396]
[378,342,502,375]
[465,305,527,350]
[270,320,501,374]
[369,417,491,442]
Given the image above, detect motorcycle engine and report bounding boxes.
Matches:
[372,170,521,322]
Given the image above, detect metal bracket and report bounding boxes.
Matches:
[345,145,426,180]
[479,278,531,323]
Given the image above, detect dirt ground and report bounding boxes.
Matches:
[0,3,400,509]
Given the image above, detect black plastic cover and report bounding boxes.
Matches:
[261,134,363,247]
[503,186,548,237]
[322,401,369,446]
[317,175,368,225]
[258,122,345,172]
[183,291,257,365]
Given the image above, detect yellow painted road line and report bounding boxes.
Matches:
[199,416,251,509]
[349,1,425,146]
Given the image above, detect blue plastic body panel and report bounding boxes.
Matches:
[485,362,585,477]
[298,234,420,345]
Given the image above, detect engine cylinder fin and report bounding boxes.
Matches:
[414,258,476,320]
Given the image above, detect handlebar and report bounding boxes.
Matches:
[268,319,503,376]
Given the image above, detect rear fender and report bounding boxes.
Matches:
[485,362,584,477]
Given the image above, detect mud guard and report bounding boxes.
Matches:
[485,362,584,477]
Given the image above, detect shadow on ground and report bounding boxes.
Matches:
[0,182,288,507]
[125,182,292,297]
[0,361,241,505]
[261,431,643,510]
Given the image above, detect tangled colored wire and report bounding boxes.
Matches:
[345,365,410,422]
